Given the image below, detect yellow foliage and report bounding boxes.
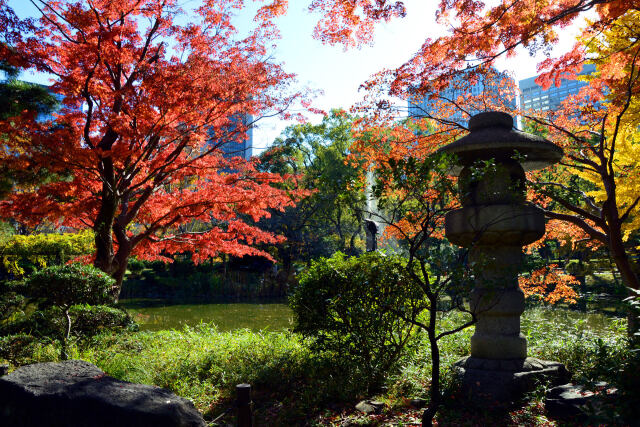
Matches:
[0,230,95,278]
[575,123,640,241]
[576,11,640,242]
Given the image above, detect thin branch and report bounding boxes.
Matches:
[543,209,608,243]
[30,0,80,44]
[620,196,640,223]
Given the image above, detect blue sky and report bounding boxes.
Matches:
[9,0,584,153]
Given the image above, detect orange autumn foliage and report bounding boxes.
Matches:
[519,264,579,305]
[311,0,640,308]
[309,0,406,48]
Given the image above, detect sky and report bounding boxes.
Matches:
[9,0,586,154]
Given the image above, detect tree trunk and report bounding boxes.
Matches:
[93,183,137,302]
[94,218,114,274]
[93,186,118,275]
[61,307,71,361]
[608,225,640,337]
[94,230,131,302]
[422,306,440,426]
[111,253,130,303]
[609,233,640,290]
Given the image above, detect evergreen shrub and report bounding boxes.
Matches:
[290,251,426,390]
[24,264,116,358]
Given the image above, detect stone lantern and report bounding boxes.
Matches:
[440,111,570,404]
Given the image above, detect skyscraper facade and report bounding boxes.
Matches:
[210,113,253,161]
[408,69,517,125]
[519,64,596,112]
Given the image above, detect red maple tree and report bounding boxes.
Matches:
[0,0,307,297]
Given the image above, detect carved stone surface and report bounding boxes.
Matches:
[445,204,546,247]
[440,111,568,405]
[437,111,563,173]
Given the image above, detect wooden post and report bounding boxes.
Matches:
[236,383,252,427]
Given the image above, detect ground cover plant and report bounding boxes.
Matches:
[3,307,635,426]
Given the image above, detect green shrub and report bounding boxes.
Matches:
[564,259,593,277]
[70,304,138,336]
[0,333,38,365]
[27,263,114,307]
[127,258,145,275]
[625,287,640,341]
[2,304,135,338]
[290,251,426,391]
[25,263,115,359]
[0,280,27,324]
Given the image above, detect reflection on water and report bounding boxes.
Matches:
[120,299,295,332]
[522,306,625,336]
[120,299,623,335]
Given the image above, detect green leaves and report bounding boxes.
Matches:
[26,263,115,308]
[258,109,367,262]
[624,288,640,339]
[0,72,59,121]
[290,251,426,390]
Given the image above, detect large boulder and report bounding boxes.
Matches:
[0,360,206,427]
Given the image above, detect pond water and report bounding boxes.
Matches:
[120,299,624,335]
[120,299,294,332]
[521,306,625,335]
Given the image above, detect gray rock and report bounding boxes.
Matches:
[355,400,384,414]
[453,357,571,405]
[0,360,206,427]
[545,382,617,419]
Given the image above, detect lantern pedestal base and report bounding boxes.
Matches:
[453,356,570,406]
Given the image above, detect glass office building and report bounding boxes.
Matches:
[519,64,596,112]
[214,114,253,161]
[210,113,253,161]
[408,69,517,125]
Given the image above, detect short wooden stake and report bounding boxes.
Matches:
[236,383,253,427]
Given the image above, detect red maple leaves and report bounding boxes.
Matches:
[0,0,308,288]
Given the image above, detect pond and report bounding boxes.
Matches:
[120,299,294,332]
[120,299,624,335]
[521,305,625,336]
